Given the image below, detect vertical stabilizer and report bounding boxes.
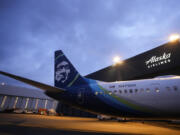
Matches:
[54,50,86,88]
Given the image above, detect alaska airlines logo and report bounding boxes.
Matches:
[55,61,70,83]
[145,52,171,69]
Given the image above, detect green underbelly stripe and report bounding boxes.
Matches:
[97,84,152,113]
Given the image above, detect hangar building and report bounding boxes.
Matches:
[0,84,96,117]
[0,84,58,112]
[86,41,180,81]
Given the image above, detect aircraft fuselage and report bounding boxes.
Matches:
[47,76,180,119]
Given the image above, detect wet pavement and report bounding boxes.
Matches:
[0,113,180,135]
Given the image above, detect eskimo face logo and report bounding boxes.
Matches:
[55,61,70,83]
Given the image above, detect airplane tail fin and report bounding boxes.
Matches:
[54,50,86,88]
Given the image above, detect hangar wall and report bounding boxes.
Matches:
[86,41,180,82]
[0,84,57,112]
[0,84,96,117]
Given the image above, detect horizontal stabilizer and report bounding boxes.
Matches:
[0,71,65,93]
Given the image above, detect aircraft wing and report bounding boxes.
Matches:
[0,71,65,93]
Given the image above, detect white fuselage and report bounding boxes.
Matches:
[97,76,180,115]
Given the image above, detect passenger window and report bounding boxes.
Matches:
[135,89,138,93]
[155,88,160,92]
[109,91,112,95]
[129,89,133,93]
[173,86,178,91]
[166,86,170,91]
[124,89,127,93]
[146,88,150,93]
[140,88,144,92]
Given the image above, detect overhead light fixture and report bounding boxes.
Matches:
[113,56,123,65]
[169,34,180,42]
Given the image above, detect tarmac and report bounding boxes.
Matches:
[0,113,180,135]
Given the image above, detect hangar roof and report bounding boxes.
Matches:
[0,84,52,100]
[86,41,180,82]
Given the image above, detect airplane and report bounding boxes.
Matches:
[0,50,180,120]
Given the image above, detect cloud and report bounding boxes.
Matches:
[0,0,180,87]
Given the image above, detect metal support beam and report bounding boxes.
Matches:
[25,98,29,109]
[44,99,48,109]
[13,97,19,109]
[35,99,39,110]
[0,96,7,109]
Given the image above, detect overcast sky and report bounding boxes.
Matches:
[0,0,180,87]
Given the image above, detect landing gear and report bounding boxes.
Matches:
[117,117,127,122]
[97,115,111,121]
[97,115,128,122]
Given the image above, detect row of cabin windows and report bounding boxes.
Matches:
[117,88,159,94]
[113,86,178,94]
[94,86,178,95]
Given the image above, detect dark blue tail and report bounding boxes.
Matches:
[54,50,87,88]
